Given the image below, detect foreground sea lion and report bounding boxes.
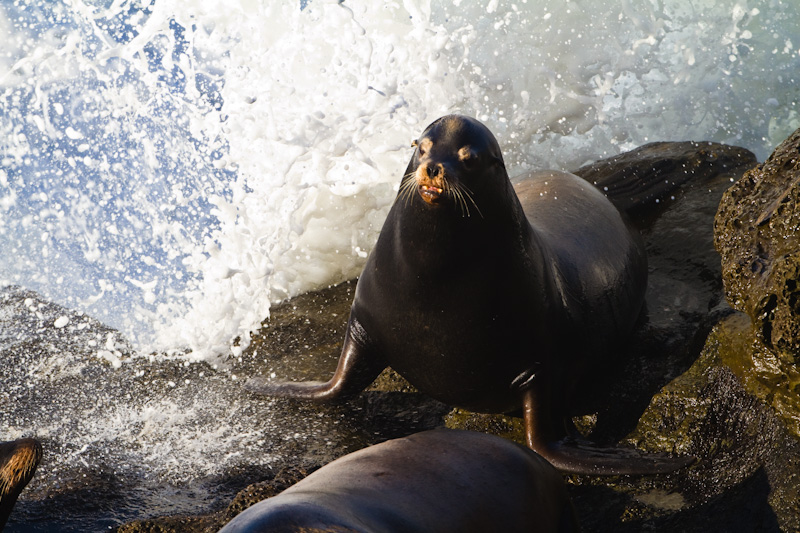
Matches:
[0,438,42,530]
[219,429,577,533]
[248,114,692,474]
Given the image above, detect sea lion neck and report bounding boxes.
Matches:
[383,177,536,283]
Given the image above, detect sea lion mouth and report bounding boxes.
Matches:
[415,161,447,205]
[397,150,481,216]
[419,184,445,204]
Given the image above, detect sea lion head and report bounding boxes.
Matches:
[400,115,507,217]
[0,438,43,529]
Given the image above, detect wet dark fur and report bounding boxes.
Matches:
[248,115,693,475]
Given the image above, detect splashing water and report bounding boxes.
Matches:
[2,1,800,529]
[1,0,799,362]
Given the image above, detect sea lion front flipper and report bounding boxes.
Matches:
[246,316,386,402]
[522,386,695,476]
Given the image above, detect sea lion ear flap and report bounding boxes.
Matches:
[411,139,420,160]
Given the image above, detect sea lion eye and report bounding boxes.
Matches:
[418,139,433,157]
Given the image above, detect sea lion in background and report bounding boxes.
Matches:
[218,429,578,533]
[247,114,693,474]
[0,438,42,530]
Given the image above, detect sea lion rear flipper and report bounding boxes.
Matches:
[522,386,694,475]
[246,316,385,402]
[528,438,695,476]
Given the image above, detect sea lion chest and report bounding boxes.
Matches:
[350,170,646,415]
[351,204,558,413]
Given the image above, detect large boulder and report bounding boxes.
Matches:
[715,127,800,365]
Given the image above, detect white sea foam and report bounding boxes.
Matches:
[1,0,799,361]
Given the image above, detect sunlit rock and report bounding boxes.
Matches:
[715,127,800,366]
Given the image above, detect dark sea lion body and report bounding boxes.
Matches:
[218,429,577,533]
[355,166,645,415]
[249,115,692,474]
[0,438,42,529]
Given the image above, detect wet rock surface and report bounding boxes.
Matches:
[575,140,757,216]
[2,284,450,531]
[9,139,800,531]
[715,127,800,366]
[574,313,800,532]
[120,139,792,533]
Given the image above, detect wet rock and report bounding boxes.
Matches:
[715,127,800,365]
[446,315,799,532]
[116,464,320,533]
[14,139,795,532]
[574,140,756,215]
[696,312,800,440]
[610,313,800,533]
[6,284,444,531]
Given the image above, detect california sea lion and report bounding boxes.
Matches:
[0,438,42,529]
[218,429,577,533]
[247,114,692,474]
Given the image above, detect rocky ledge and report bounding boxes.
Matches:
[715,128,800,367]
[109,136,799,531]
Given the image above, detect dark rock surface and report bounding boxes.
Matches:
[715,127,800,366]
[1,283,451,531]
[576,140,756,215]
[118,139,796,533]
[12,138,800,532]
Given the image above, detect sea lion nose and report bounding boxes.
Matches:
[427,163,444,178]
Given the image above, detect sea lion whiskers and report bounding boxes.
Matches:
[447,180,470,217]
[445,179,467,217]
[450,181,483,218]
[397,170,419,207]
[395,159,482,217]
